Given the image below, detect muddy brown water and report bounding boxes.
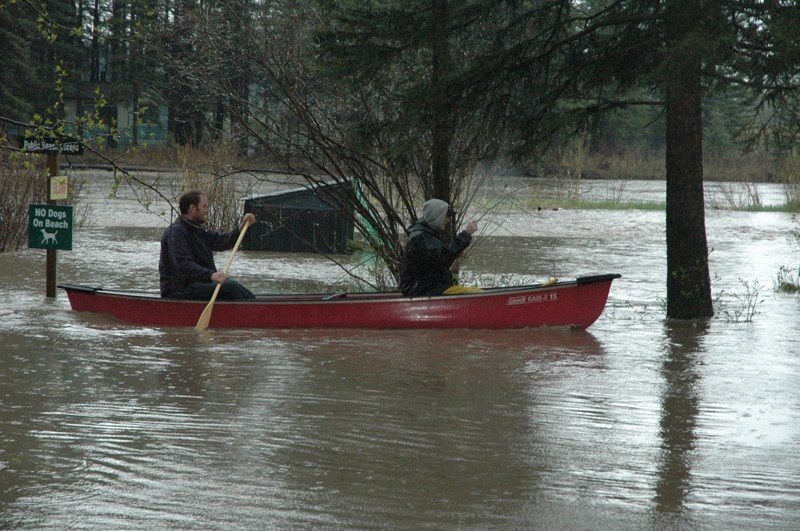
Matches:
[1,172,798,529]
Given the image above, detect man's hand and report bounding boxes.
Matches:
[240,213,256,231]
[211,271,229,285]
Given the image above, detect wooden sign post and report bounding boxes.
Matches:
[20,136,83,298]
[46,153,58,297]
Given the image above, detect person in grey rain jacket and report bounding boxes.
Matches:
[400,198,479,297]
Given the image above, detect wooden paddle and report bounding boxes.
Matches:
[195,217,254,331]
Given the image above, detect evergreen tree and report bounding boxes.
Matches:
[108,0,160,147]
[583,0,799,318]
[480,0,799,318]
[0,1,38,122]
[158,0,209,146]
[663,0,712,319]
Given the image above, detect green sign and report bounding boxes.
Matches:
[19,136,84,155]
[28,204,73,250]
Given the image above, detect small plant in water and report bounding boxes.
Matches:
[607,299,653,322]
[711,181,762,210]
[774,227,800,293]
[714,278,763,323]
[774,265,800,293]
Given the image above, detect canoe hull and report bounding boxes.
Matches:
[59,274,620,330]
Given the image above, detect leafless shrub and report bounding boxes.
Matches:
[0,154,47,252]
[0,152,91,252]
[709,181,762,210]
[170,143,256,229]
[714,278,763,323]
[779,153,800,211]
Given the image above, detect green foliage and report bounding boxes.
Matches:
[0,1,38,120]
[3,0,800,163]
[590,97,664,155]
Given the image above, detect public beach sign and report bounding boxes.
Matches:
[28,204,73,251]
[19,136,84,155]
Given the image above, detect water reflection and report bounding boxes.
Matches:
[654,320,706,514]
[267,329,562,528]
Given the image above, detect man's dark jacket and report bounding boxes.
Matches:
[159,217,241,297]
[399,221,472,297]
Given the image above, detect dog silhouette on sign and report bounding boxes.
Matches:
[40,228,58,245]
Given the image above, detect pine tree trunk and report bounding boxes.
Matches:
[430,0,451,204]
[665,0,713,319]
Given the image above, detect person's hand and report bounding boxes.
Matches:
[465,220,478,235]
[211,271,229,285]
[240,213,256,231]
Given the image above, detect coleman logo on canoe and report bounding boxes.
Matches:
[507,292,558,305]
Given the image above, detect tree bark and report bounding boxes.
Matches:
[664,0,713,319]
[430,0,451,204]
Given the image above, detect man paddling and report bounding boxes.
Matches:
[400,198,480,297]
[159,190,256,300]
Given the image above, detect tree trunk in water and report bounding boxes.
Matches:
[665,1,713,319]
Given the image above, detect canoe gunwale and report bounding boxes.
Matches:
[57,273,621,329]
[58,273,621,304]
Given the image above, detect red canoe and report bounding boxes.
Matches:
[58,274,620,330]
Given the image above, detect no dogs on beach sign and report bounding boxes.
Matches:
[28,204,73,251]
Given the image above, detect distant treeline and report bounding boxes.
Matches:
[2,1,798,168]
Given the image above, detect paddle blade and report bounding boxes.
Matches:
[195,283,222,331]
[194,302,214,331]
[194,219,251,332]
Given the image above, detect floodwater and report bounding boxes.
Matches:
[1,172,799,529]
